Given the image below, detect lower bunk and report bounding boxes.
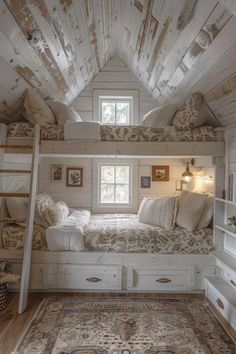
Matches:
[1,194,217,293]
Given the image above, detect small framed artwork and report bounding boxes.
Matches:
[51,165,63,182]
[152,165,169,182]
[66,167,83,187]
[141,176,151,188]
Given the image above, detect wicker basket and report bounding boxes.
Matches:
[0,283,8,311]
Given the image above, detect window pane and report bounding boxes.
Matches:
[100,184,114,203]
[115,165,129,184]
[102,102,115,124]
[101,166,114,183]
[116,102,129,124]
[115,184,129,204]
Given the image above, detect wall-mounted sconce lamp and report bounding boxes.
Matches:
[182,158,195,183]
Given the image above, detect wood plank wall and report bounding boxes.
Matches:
[38,156,213,210]
[72,57,156,123]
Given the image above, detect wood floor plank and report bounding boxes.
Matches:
[0,293,43,354]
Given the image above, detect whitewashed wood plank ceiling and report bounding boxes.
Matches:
[0,0,236,126]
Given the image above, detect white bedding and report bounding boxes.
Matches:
[46,209,90,251]
[64,121,101,141]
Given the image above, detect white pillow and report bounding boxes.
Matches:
[56,201,70,220]
[48,101,82,125]
[138,196,177,230]
[24,89,56,126]
[6,195,28,226]
[176,191,207,231]
[197,196,214,229]
[141,104,178,128]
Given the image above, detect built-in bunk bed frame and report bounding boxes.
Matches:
[0,123,226,314]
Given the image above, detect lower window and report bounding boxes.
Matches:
[99,164,131,206]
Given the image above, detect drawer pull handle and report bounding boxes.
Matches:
[86,277,102,283]
[156,278,172,283]
[230,279,236,287]
[216,298,224,310]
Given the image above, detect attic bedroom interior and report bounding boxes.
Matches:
[0,0,236,352]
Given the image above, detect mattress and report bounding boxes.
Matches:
[84,214,214,254]
[2,224,47,250]
[7,122,217,142]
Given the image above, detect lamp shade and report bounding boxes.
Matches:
[182,162,193,182]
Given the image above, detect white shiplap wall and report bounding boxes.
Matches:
[72,57,157,124]
[38,156,213,211]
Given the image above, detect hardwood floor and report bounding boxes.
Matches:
[0,292,235,354]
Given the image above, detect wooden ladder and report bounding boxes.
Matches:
[0,124,40,314]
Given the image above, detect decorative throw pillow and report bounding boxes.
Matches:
[56,201,70,220]
[176,190,207,231]
[141,103,178,128]
[173,92,220,130]
[138,196,177,230]
[23,89,56,126]
[6,194,28,226]
[48,101,82,125]
[197,195,214,229]
[34,193,55,228]
[43,204,62,226]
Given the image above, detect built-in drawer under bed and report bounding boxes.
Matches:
[2,214,213,254]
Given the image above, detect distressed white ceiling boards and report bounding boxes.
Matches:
[0,0,236,126]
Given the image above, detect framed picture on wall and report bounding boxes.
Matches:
[141,176,151,188]
[152,165,169,182]
[51,165,63,182]
[66,167,83,187]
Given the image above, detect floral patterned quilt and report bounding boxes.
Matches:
[84,214,214,254]
[2,224,47,250]
[7,122,217,142]
[1,214,213,254]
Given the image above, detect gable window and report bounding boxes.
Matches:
[99,164,131,206]
[99,97,133,125]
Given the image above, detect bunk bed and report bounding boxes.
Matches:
[0,120,225,304]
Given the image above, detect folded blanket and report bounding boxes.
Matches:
[46,209,91,251]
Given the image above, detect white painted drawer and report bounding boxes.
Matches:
[127,267,194,291]
[223,269,236,289]
[51,264,122,290]
[205,276,236,330]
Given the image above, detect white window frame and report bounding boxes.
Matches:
[99,96,133,125]
[92,158,138,213]
[99,164,131,207]
[93,89,139,125]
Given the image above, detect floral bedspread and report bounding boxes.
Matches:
[2,224,47,250]
[84,214,214,254]
[7,122,217,142]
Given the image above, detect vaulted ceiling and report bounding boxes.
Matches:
[0,0,236,125]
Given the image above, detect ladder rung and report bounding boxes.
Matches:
[0,169,31,174]
[0,217,25,222]
[0,192,29,197]
[0,144,32,149]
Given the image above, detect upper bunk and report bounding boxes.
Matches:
[1,122,225,157]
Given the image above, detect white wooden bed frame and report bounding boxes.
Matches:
[0,123,226,309]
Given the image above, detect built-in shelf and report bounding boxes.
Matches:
[215,197,236,207]
[214,223,236,238]
[212,251,236,274]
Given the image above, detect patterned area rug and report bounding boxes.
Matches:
[15,294,235,354]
